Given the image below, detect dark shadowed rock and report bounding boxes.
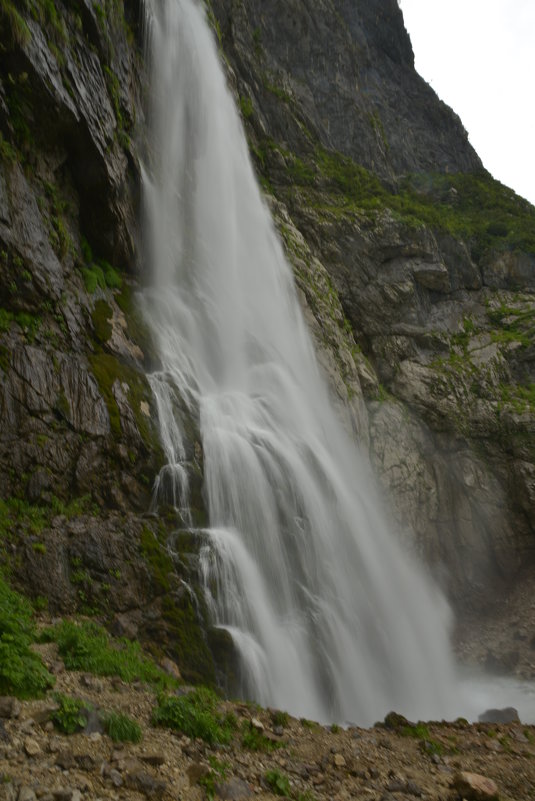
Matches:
[478,707,520,724]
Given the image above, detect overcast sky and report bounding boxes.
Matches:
[398,0,535,206]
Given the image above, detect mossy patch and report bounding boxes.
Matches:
[140,524,173,593]
[91,299,113,343]
[116,284,155,365]
[161,592,215,686]
[139,523,215,685]
[88,352,159,453]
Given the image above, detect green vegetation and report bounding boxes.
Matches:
[115,283,155,361]
[43,181,73,259]
[88,352,154,447]
[256,135,535,261]
[0,309,12,333]
[400,722,431,739]
[239,96,254,119]
[198,756,230,800]
[0,0,30,45]
[51,692,90,734]
[42,619,175,688]
[91,299,113,343]
[0,574,54,698]
[82,262,122,294]
[487,298,535,349]
[263,79,293,104]
[241,720,282,752]
[500,382,535,413]
[399,722,444,757]
[0,308,40,342]
[30,0,66,41]
[140,525,173,592]
[0,495,96,545]
[101,710,143,743]
[15,311,40,342]
[80,237,122,294]
[271,709,289,728]
[203,0,223,48]
[103,65,123,129]
[102,64,131,148]
[264,769,291,797]
[0,132,17,163]
[152,688,234,745]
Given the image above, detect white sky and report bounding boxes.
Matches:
[398,0,535,206]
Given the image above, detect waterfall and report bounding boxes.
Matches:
[140,0,459,726]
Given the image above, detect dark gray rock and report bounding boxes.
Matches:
[124,771,167,799]
[478,707,520,724]
[482,250,535,290]
[215,778,253,800]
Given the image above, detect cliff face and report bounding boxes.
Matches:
[0,0,222,685]
[211,0,481,179]
[1,0,534,685]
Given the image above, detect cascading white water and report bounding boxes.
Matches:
[140,0,460,726]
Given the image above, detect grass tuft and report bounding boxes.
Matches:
[101,710,142,743]
[152,688,234,745]
[264,768,291,796]
[0,574,54,698]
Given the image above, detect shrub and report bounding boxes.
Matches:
[152,688,233,745]
[101,710,142,743]
[264,769,291,796]
[0,575,54,698]
[52,693,90,734]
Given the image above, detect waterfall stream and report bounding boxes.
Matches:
[140,0,460,726]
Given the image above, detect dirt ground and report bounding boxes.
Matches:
[1,640,535,801]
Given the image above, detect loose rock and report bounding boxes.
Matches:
[23,737,41,757]
[452,771,499,800]
[0,698,21,719]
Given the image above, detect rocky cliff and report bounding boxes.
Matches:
[0,0,225,686]
[1,0,534,688]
